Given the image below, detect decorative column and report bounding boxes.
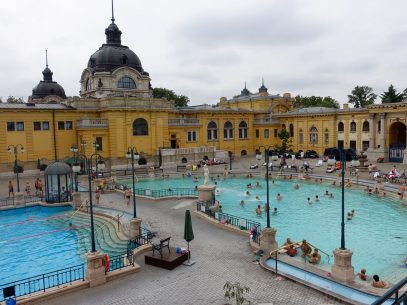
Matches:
[379,113,386,150]
[369,113,376,149]
[197,185,216,202]
[86,251,107,287]
[331,248,355,283]
[73,192,82,209]
[260,227,278,254]
[130,218,142,239]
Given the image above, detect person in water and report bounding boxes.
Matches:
[255,205,262,216]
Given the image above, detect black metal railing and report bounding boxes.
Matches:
[0,195,43,208]
[127,231,154,253]
[0,264,85,301]
[0,197,14,207]
[196,200,213,215]
[218,212,261,234]
[23,195,43,203]
[371,276,407,305]
[196,201,261,244]
[134,187,198,198]
[107,252,135,273]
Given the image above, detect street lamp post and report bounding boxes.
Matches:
[93,141,100,177]
[126,147,139,218]
[257,146,272,228]
[85,153,105,252]
[70,145,79,192]
[7,144,25,193]
[228,151,233,171]
[333,148,346,250]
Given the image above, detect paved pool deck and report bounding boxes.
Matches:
[39,192,343,305]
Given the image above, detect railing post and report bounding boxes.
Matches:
[42,274,46,292]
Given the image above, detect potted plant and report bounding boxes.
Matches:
[223,281,251,305]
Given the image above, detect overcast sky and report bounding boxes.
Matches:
[1,0,406,105]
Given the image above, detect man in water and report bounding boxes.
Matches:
[309,248,321,264]
[255,205,262,216]
[300,240,312,257]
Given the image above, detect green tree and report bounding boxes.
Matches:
[275,128,292,153]
[6,96,24,103]
[380,84,405,104]
[152,88,190,107]
[347,86,377,108]
[293,95,339,109]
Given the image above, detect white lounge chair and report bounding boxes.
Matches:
[315,160,323,167]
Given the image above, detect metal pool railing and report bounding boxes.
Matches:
[196,201,261,244]
[127,231,154,253]
[133,187,198,198]
[107,252,135,273]
[0,196,43,208]
[0,264,85,301]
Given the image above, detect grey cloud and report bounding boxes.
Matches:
[175,3,328,49]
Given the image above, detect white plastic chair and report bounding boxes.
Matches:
[315,160,323,167]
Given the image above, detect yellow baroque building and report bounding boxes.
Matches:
[1,14,407,172]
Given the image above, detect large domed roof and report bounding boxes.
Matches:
[32,66,66,99]
[87,17,144,74]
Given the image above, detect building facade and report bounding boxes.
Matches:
[1,14,406,172]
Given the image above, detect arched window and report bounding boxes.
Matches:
[350,121,356,133]
[86,78,92,91]
[309,127,318,144]
[133,118,148,136]
[299,128,303,144]
[207,121,218,141]
[338,122,344,132]
[118,76,136,89]
[362,121,369,132]
[224,121,234,139]
[324,128,329,145]
[238,121,248,139]
[289,124,294,137]
[282,124,286,129]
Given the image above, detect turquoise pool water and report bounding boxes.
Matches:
[125,176,407,283]
[0,205,127,285]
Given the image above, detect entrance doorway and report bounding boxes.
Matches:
[389,122,406,162]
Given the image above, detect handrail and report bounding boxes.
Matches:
[69,199,88,219]
[371,276,407,305]
[306,241,332,261]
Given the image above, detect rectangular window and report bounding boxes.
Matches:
[16,122,24,131]
[65,121,73,130]
[350,140,357,150]
[264,129,269,139]
[299,133,303,144]
[7,122,15,131]
[33,121,42,131]
[255,129,259,138]
[95,137,103,151]
[187,131,197,142]
[42,121,50,130]
[58,121,65,130]
[274,129,278,138]
[337,140,344,149]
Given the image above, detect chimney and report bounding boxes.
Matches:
[342,103,349,110]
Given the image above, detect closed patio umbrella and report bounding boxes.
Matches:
[183,209,195,266]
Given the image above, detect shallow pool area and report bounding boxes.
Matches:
[0,205,128,286]
[124,176,407,283]
[264,258,393,305]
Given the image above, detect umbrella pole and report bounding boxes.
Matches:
[187,241,190,263]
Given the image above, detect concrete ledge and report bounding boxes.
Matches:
[133,244,152,257]
[10,279,89,305]
[106,264,141,282]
